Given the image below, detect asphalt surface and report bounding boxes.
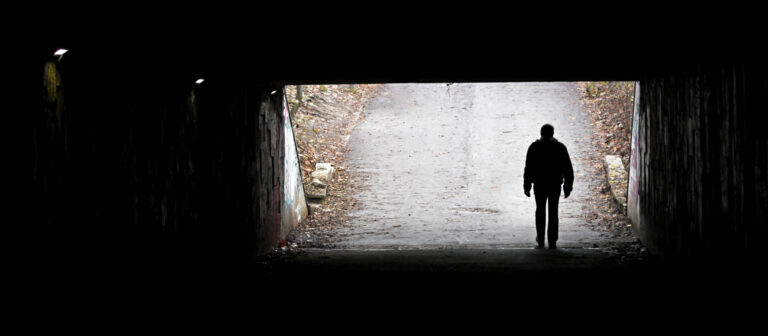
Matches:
[336,82,613,249]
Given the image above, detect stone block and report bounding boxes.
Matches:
[307,203,322,215]
[604,155,628,211]
[305,182,327,199]
[311,163,334,183]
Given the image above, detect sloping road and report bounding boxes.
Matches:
[336,82,610,249]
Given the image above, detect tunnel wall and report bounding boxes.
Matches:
[281,93,309,239]
[631,65,768,259]
[31,53,287,265]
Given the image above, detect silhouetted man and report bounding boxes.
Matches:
[524,124,573,249]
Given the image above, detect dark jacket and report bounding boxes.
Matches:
[524,137,574,191]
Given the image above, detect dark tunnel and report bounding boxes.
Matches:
[22,23,768,324]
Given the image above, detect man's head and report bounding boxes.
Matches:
[540,124,554,139]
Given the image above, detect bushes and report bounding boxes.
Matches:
[579,81,636,170]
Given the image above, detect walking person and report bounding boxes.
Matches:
[523,124,574,249]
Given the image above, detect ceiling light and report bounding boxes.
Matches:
[195,78,205,84]
[54,49,68,61]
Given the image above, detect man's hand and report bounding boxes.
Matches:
[524,184,531,197]
[524,189,530,197]
[563,187,572,199]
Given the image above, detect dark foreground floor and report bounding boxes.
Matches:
[254,247,764,299]
[28,246,767,331]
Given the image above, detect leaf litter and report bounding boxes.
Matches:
[279,84,382,253]
[576,82,649,264]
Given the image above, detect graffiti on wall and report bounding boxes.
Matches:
[627,82,641,226]
[281,92,308,238]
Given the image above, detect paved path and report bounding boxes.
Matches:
[336,82,609,249]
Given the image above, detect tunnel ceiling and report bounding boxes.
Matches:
[37,19,762,85]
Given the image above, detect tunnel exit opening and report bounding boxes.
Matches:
[281,82,638,254]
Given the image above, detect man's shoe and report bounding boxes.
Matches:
[548,242,557,249]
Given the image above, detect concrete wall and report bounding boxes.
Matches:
[281,93,308,239]
[627,83,642,240]
[630,65,768,259]
[31,51,287,265]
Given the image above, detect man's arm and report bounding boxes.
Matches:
[562,145,574,197]
[523,143,534,197]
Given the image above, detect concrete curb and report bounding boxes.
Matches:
[604,155,628,213]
